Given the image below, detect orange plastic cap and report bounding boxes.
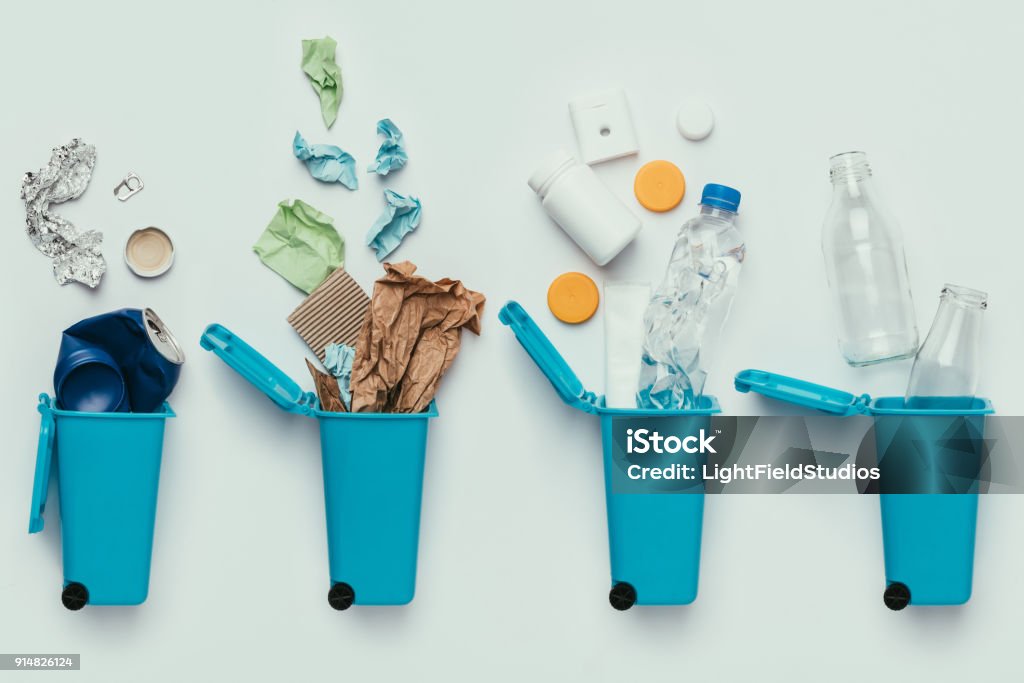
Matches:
[634,160,686,212]
[547,272,600,324]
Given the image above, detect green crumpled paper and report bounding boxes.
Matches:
[253,199,344,294]
[301,36,343,128]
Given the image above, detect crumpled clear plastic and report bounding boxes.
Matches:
[21,138,106,287]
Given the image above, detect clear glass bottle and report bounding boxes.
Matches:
[905,285,987,409]
[823,151,918,366]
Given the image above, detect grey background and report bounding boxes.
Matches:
[2,0,1023,680]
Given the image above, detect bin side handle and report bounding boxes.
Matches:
[29,395,56,534]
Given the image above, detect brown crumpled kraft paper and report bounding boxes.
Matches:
[306,359,347,412]
[351,261,485,413]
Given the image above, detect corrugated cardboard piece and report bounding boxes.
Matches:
[288,267,370,361]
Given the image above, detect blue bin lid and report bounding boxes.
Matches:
[498,301,600,415]
[200,324,317,416]
[734,369,871,416]
[734,368,994,415]
[29,395,55,534]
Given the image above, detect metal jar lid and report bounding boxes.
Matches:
[125,227,174,278]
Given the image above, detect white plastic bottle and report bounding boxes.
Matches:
[528,150,641,266]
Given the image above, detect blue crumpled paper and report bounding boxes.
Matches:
[293,131,358,190]
[367,118,408,176]
[365,189,422,261]
[324,342,355,409]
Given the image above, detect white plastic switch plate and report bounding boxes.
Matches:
[569,89,639,165]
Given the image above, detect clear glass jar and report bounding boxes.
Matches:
[823,151,919,366]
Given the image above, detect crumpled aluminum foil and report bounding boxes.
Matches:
[21,139,106,287]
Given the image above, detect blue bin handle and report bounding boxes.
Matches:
[29,395,56,534]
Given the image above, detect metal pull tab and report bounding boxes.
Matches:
[113,172,144,201]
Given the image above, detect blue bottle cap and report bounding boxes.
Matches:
[700,183,741,212]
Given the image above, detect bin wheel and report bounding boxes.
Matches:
[328,582,355,611]
[61,582,88,611]
[609,582,637,611]
[883,582,911,611]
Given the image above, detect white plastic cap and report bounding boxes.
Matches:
[676,99,715,141]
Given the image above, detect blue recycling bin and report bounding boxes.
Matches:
[29,395,175,609]
[501,302,720,609]
[200,324,434,609]
[734,369,993,609]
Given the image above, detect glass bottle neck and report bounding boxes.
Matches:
[919,286,987,357]
[829,151,873,195]
[940,285,988,311]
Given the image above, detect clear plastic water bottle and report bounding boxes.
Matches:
[823,151,918,366]
[905,285,987,410]
[637,184,744,409]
